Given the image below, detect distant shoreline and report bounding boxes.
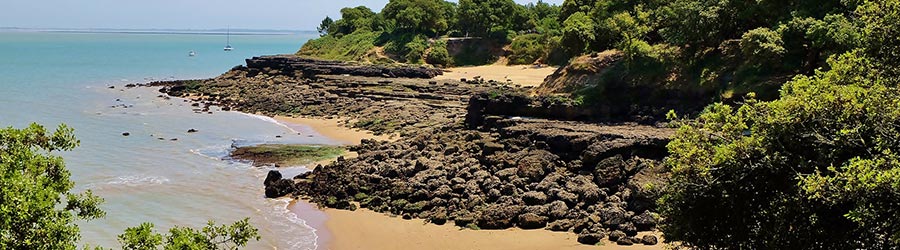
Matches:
[0,28,315,36]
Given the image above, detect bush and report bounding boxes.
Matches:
[660,47,900,249]
[426,40,452,66]
[740,28,786,66]
[508,34,547,65]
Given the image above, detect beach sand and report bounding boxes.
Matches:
[435,65,559,87]
[273,115,395,145]
[301,205,665,250]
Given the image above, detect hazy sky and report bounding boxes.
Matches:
[1,0,564,31]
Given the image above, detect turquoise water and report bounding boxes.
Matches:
[0,32,329,249]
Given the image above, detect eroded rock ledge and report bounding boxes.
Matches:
[245,55,444,79]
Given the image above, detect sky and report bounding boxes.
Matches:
[0,0,565,31]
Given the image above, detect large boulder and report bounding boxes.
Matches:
[517,213,547,229]
[476,204,521,229]
[265,179,294,198]
[264,170,282,187]
[522,191,548,205]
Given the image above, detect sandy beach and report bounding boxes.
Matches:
[436,65,559,87]
[290,204,664,250]
[273,115,395,145]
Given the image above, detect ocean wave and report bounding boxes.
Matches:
[85,175,170,189]
[237,113,300,134]
[269,198,320,250]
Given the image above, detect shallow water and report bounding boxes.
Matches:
[0,31,327,249]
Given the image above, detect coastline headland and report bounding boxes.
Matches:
[145,55,670,248]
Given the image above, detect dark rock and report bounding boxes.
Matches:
[476,204,520,229]
[641,235,658,245]
[616,237,634,246]
[264,170,282,187]
[122,132,130,136]
[618,222,638,236]
[547,200,569,219]
[547,219,574,231]
[517,213,547,229]
[453,211,475,227]
[577,232,604,245]
[187,129,198,133]
[265,179,294,198]
[608,230,626,241]
[633,211,658,230]
[600,207,628,226]
[522,191,548,205]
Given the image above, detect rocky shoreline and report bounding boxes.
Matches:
[150,55,671,246]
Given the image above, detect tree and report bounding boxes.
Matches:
[0,123,104,249]
[119,219,259,250]
[457,0,520,38]
[659,1,900,248]
[330,6,378,36]
[560,12,594,54]
[0,123,260,249]
[317,16,334,37]
[382,0,451,36]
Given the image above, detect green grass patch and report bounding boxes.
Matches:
[297,31,379,61]
[231,144,345,167]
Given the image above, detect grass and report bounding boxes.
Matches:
[231,144,345,167]
[297,31,379,61]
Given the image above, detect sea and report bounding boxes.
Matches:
[0,31,331,249]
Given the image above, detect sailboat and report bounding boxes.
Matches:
[224,27,234,51]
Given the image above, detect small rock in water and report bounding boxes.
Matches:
[157,137,165,140]
[275,135,282,138]
[116,98,121,102]
[122,132,130,136]
[108,85,115,89]
[170,138,178,141]
[187,129,198,133]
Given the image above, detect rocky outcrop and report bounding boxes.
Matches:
[150,66,517,135]
[245,55,443,79]
[149,56,669,246]
[292,117,671,241]
[534,52,715,122]
[264,170,295,198]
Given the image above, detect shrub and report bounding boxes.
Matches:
[508,34,547,65]
[426,40,452,66]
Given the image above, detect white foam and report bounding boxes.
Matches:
[269,198,320,250]
[104,175,170,187]
[237,112,300,134]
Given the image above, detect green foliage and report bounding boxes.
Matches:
[297,30,378,61]
[0,123,104,249]
[426,40,452,66]
[660,1,900,248]
[382,0,453,36]
[740,28,786,66]
[508,34,547,65]
[560,12,594,54]
[119,223,162,250]
[329,6,379,36]
[458,0,526,38]
[317,16,334,37]
[231,144,345,166]
[118,219,260,250]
